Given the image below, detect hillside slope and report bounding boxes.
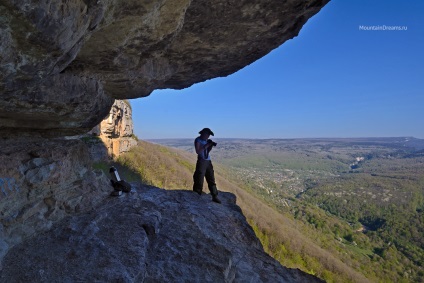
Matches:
[152,138,424,283]
[114,141,371,283]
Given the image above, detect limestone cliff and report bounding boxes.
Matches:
[0,0,330,136]
[0,186,322,282]
[90,100,137,159]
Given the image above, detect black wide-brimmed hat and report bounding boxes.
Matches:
[199,128,214,136]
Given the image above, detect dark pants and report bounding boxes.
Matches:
[193,159,218,196]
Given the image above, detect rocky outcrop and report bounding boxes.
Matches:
[0,138,110,263]
[0,1,330,281]
[0,186,322,282]
[0,0,330,136]
[90,100,137,159]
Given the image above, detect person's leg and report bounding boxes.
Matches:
[193,159,207,195]
[205,161,220,203]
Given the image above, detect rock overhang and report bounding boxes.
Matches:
[0,0,330,136]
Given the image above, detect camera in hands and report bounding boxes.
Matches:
[207,139,217,147]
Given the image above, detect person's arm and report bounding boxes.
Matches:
[207,142,214,153]
[194,140,212,155]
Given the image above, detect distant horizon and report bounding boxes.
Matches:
[145,136,422,140]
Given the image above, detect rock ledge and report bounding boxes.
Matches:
[0,185,322,282]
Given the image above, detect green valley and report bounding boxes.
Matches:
[105,137,424,282]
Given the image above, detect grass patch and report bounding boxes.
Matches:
[346,244,374,258]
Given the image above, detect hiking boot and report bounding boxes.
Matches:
[212,196,221,204]
[193,189,202,196]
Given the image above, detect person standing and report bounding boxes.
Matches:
[193,128,221,203]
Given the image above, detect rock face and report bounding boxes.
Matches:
[0,138,110,263]
[0,186,322,282]
[0,0,330,136]
[0,129,136,264]
[90,100,137,159]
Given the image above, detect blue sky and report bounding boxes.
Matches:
[131,0,424,139]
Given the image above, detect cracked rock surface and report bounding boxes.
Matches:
[0,185,322,282]
[0,138,111,263]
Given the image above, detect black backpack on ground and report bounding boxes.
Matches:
[111,179,132,193]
